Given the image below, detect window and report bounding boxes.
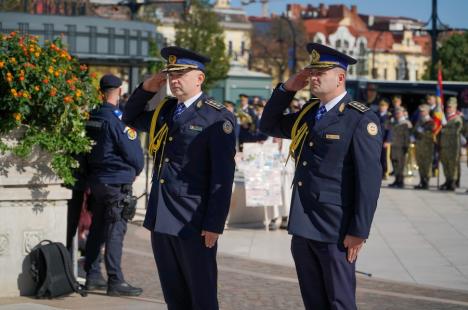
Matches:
[241,41,245,56]
[66,25,77,52]
[124,29,130,55]
[344,40,349,49]
[384,68,387,80]
[44,23,54,41]
[89,26,97,54]
[228,41,233,56]
[107,27,115,54]
[19,23,29,35]
[336,40,341,48]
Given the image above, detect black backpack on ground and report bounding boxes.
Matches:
[30,240,87,299]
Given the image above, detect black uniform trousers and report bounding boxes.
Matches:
[291,235,357,310]
[380,145,388,177]
[84,183,128,284]
[66,189,85,254]
[151,231,218,310]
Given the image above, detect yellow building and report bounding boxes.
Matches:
[213,0,252,67]
[369,31,430,81]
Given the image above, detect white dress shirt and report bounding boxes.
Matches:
[320,91,347,112]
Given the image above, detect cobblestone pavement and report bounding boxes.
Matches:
[122,223,468,310]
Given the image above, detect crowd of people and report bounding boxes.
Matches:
[373,93,467,191]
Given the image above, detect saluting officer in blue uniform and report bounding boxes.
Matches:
[84,74,144,296]
[260,43,383,310]
[123,47,236,310]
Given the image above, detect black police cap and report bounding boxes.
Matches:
[99,74,122,90]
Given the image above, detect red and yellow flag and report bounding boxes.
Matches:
[432,65,446,136]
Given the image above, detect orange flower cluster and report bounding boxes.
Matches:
[13,112,22,121]
[1,33,102,186]
[64,95,73,103]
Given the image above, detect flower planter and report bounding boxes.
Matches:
[0,129,71,297]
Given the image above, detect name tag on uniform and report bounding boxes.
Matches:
[325,134,340,140]
[189,125,203,132]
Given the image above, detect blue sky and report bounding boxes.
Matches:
[229,0,468,29]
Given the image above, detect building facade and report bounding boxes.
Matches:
[286,3,431,81]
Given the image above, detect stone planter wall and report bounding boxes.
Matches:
[0,130,71,297]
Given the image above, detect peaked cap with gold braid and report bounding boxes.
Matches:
[305,43,357,70]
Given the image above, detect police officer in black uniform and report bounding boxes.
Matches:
[260,43,382,310]
[123,47,236,310]
[84,74,144,296]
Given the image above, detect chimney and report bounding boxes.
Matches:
[351,5,357,15]
[287,4,302,19]
[319,3,327,17]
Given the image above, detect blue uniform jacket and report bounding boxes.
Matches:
[260,86,382,242]
[86,103,144,185]
[123,86,236,238]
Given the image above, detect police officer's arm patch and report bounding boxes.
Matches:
[124,126,137,140]
[367,122,378,136]
[223,121,233,134]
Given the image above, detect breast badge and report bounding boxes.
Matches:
[367,122,378,136]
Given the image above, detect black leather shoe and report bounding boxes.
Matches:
[279,216,288,230]
[107,281,143,297]
[85,277,107,291]
[414,183,428,190]
[389,181,403,188]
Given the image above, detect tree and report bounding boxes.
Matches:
[175,0,229,91]
[0,0,22,11]
[250,16,309,82]
[423,32,468,81]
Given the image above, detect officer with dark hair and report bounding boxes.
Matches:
[123,47,236,309]
[260,43,382,310]
[84,74,144,296]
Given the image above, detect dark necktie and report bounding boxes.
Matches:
[315,105,327,121]
[173,103,186,120]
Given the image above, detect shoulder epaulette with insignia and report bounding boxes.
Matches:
[348,101,370,113]
[204,97,224,110]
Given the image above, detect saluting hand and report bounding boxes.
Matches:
[201,230,219,248]
[142,72,167,93]
[283,69,311,92]
[343,235,365,264]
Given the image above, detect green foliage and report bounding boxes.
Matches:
[147,38,165,74]
[175,0,230,90]
[423,32,468,81]
[0,0,22,11]
[0,32,101,185]
[250,16,308,81]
